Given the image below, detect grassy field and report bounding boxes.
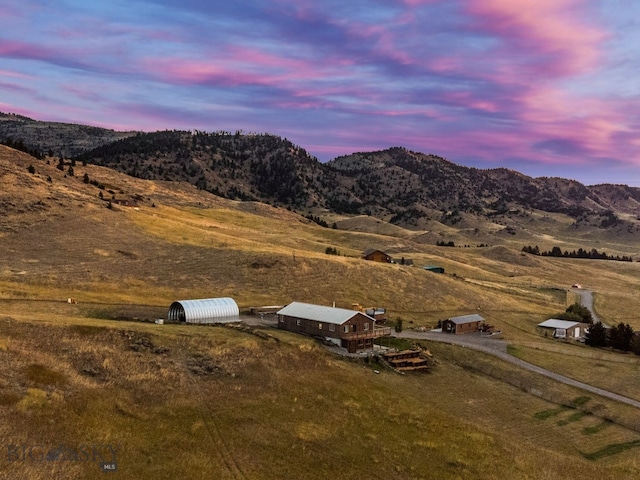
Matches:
[1,318,640,479]
[2,145,640,478]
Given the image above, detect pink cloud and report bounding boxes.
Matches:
[466,0,607,75]
[0,69,32,79]
[516,83,630,156]
[141,42,356,93]
[0,41,52,60]
[399,0,439,6]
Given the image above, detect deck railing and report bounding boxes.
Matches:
[341,327,392,339]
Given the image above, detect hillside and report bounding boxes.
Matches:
[3,144,640,478]
[3,114,640,241]
[75,133,640,241]
[0,112,137,158]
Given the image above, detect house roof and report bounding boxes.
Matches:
[448,313,485,324]
[277,302,373,325]
[538,319,580,329]
[363,249,389,257]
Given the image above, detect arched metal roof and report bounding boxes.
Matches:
[167,297,239,324]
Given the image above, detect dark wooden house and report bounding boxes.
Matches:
[442,313,485,334]
[277,302,391,353]
[363,249,392,263]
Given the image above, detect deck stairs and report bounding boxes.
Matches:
[383,349,430,372]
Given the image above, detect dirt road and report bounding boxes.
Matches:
[395,330,640,409]
[572,288,603,324]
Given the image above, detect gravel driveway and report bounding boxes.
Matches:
[395,330,640,409]
[571,288,603,324]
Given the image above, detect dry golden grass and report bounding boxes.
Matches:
[3,146,640,478]
[0,318,639,479]
[509,344,640,402]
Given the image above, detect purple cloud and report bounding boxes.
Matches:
[1,0,640,186]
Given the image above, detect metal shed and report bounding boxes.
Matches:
[167,297,239,324]
[537,319,585,339]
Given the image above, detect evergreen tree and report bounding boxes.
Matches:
[585,322,607,347]
[608,322,634,352]
[631,334,640,356]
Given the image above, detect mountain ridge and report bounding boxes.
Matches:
[1,112,639,236]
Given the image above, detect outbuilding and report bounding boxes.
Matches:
[167,297,239,324]
[442,313,485,334]
[537,319,587,340]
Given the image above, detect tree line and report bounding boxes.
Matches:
[553,303,640,355]
[522,245,633,262]
[585,322,640,354]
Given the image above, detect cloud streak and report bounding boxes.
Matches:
[1,0,639,185]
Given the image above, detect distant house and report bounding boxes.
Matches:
[537,319,588,340]
[423,265,445,274]
[442,314,485,334]
[363,249,392,263]
[277,302,391,353]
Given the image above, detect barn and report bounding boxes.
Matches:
[167,297,239,324]
[277,302,391,353]
[442,313,485,334]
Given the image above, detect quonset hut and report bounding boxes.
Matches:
[167,297,239,324]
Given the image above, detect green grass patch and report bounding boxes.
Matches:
[583,420,613,435]
[583,440,640,461]
[570,396,591,407]
[534,406,570,420]
[374,336,414,351]
[558,411,587,426]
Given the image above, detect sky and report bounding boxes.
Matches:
[1,0,640,186]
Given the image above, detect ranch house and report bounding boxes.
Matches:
[277,302,392,353]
